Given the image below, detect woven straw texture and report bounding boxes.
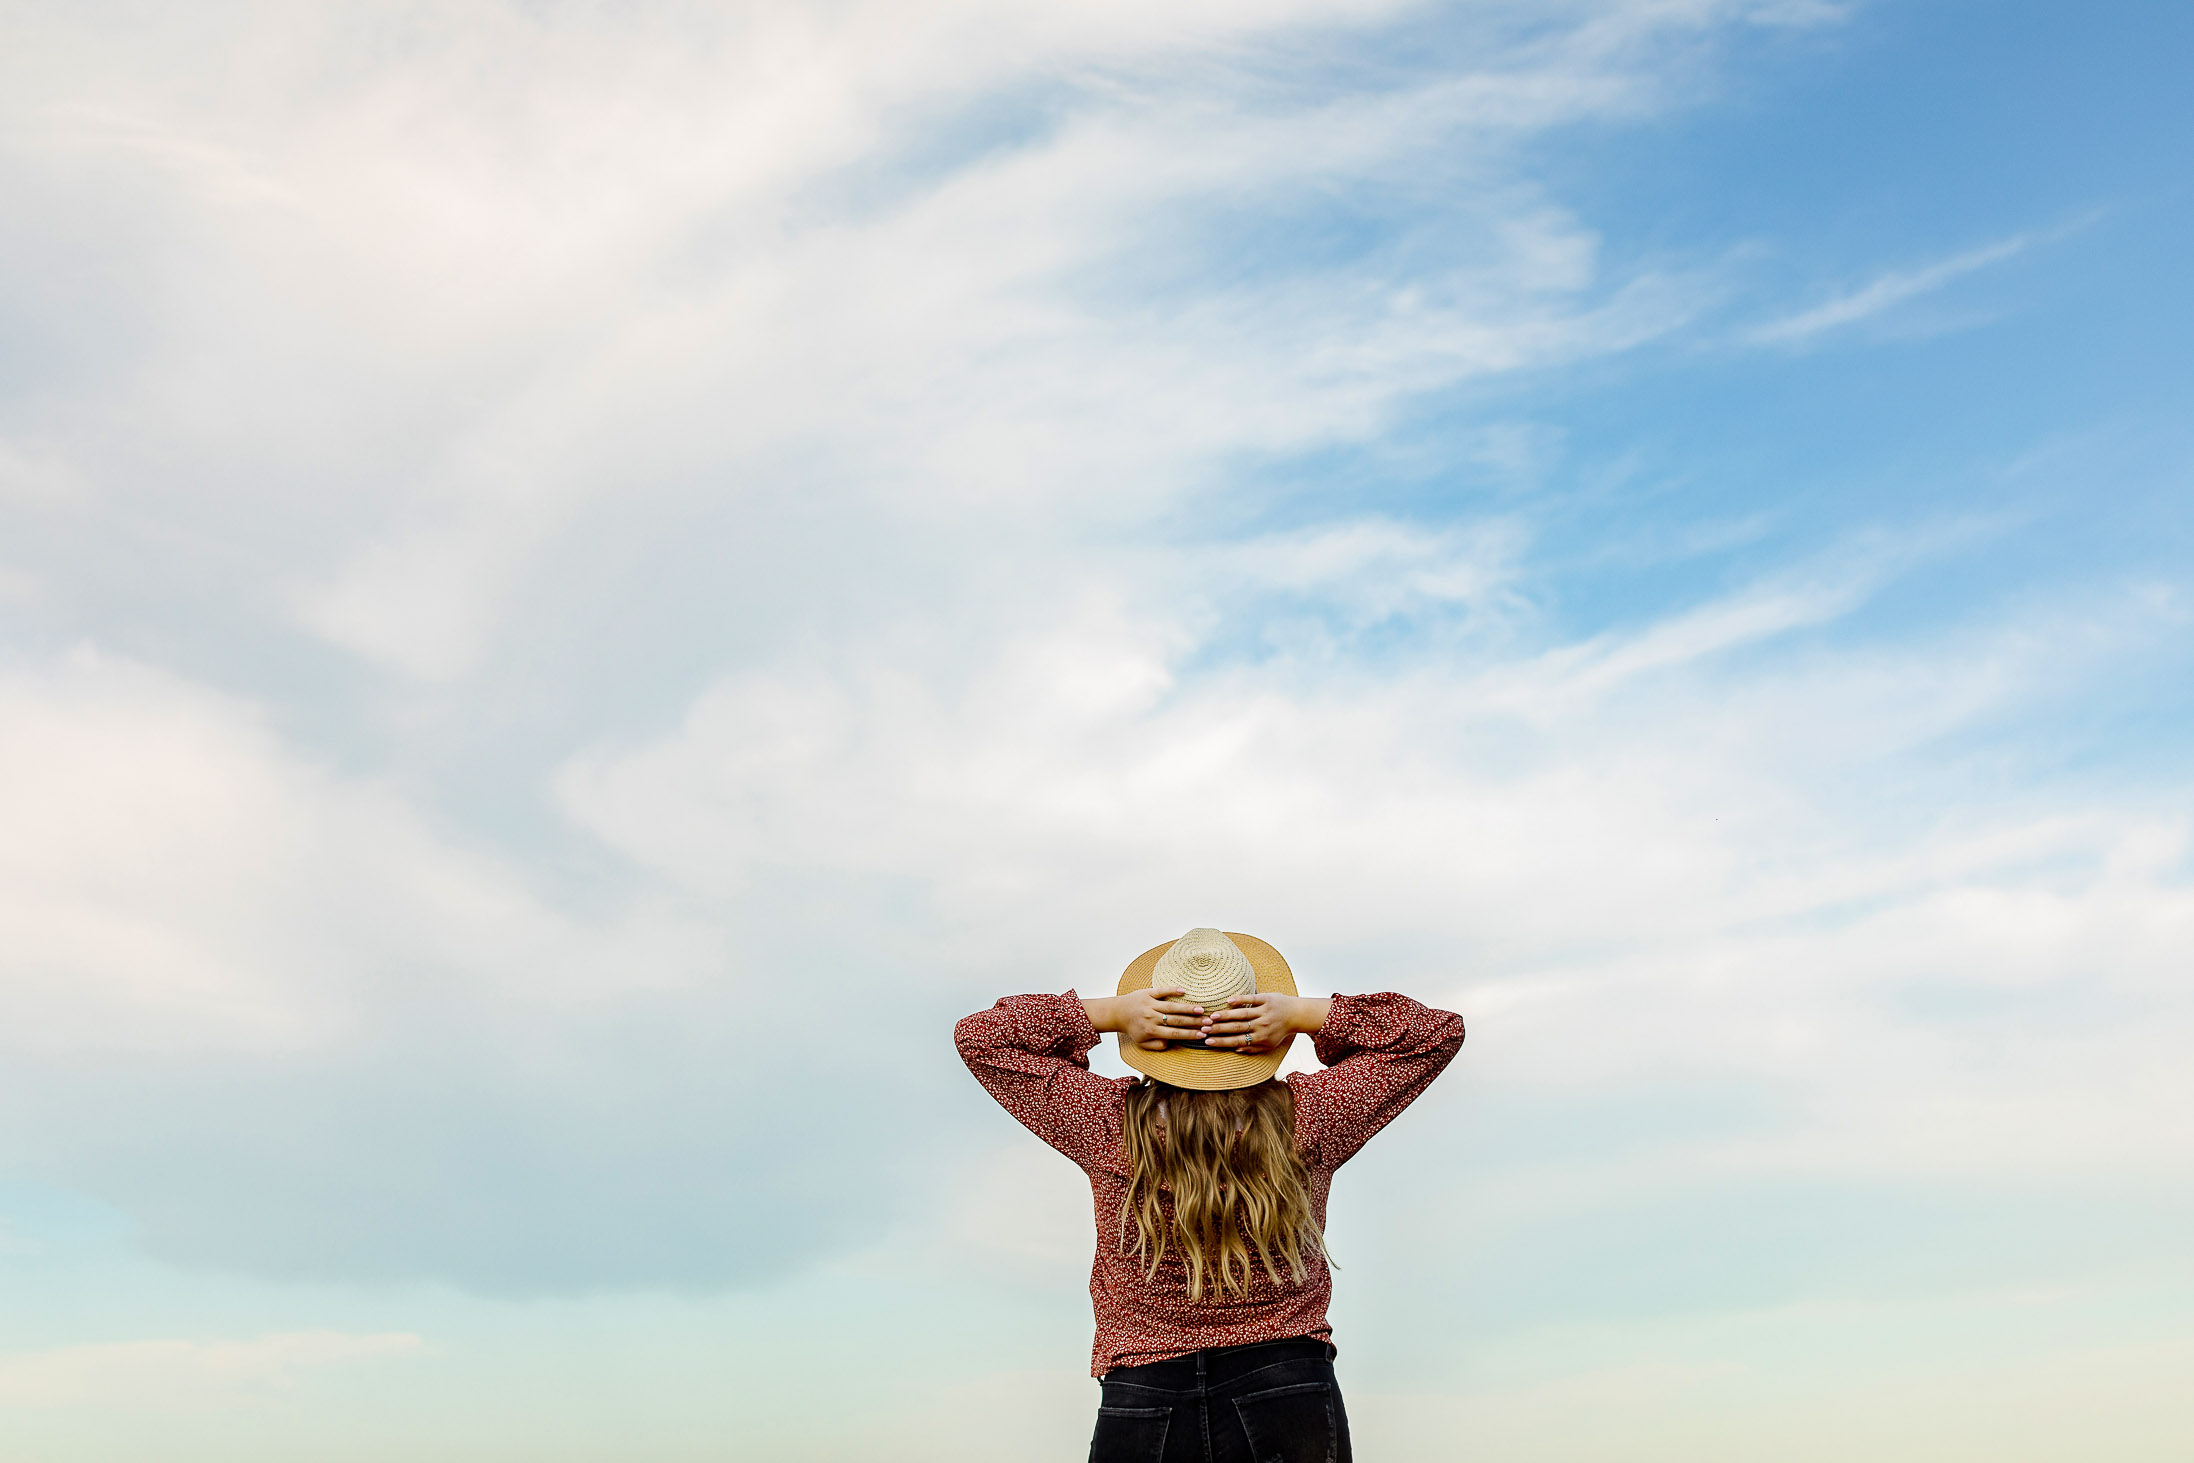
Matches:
[1115,930,1297,1091]
[1155,927,1259,1012]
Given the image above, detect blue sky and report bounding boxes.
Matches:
[2,1,2190,1458]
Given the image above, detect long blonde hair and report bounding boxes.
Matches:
[1120,1078,1327,1302]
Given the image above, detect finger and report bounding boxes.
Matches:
[1154,1001,1206,1017]
[1222,994,1270,1008]
[1202,1015,1257,1032]
[1135,1037,1174,1051]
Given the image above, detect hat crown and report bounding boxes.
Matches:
[1155,927,1257,1012]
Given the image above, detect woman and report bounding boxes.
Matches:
[956,927,1465,1463]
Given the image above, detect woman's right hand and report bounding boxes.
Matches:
[1083,988,1210,1050]
[1200,992,1329,1053]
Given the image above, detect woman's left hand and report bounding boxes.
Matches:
[1199,993,1307,1054]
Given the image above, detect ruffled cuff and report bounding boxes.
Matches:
[1311,991,1462,1065]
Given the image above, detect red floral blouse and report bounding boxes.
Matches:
[954,990,1465,1376]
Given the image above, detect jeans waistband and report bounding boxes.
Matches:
[1102,1337,1335,1392]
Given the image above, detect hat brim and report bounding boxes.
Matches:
[1116,932,1297,1091]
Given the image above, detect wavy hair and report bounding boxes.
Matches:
[1119,1078,1327,1302]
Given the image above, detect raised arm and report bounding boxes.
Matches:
[1286,992,1464,1169]
[955,987,1210,1168]
[955,993,1115,1166]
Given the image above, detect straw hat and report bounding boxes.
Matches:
[1115,928,1298,1091]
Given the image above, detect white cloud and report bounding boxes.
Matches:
[0,652,911,1292]
[0,1331,422,1408]
[1224,516,1528,624]
[0,0,1758,684]
[0,648,718,1055]
[1747,234,2031,346]
[0,436,81,501]
[560,554,2194,1186]
[1348,1301,2194,1463]
[1,0,2185,1337]
[0,8,2183,1463]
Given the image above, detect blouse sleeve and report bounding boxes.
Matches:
[1288,992,1464,1170]
[954,992,1126,1171]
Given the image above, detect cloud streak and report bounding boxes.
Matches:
[0,1331,421,1408]
[1746,234,2031,345]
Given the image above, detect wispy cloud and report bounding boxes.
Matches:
[1,0,1766,685]
[1747,234,2031,345]
[0,1332,422,1408]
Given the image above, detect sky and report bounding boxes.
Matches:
[1,0,2191,1458]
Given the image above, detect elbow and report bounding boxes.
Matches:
[1433,1011,1466,1064]
[1433,1001,1465,1043]
[954,1009,1004,1060]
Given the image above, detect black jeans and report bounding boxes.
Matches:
[1090,1337,1351,1463]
